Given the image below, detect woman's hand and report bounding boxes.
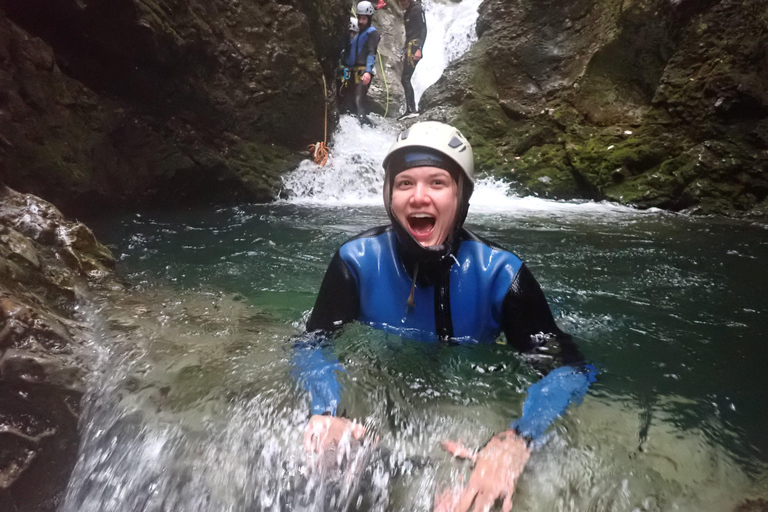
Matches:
[303,414,366,454]
[434,430,531,512]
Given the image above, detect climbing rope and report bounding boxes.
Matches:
[377,49,389,117]
[308,73,331,167]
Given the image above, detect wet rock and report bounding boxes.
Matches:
[734,499,768,512]
[0,185,119,511]
[0,0,348,215]
[362,3,406,118]
[420,0,768,215]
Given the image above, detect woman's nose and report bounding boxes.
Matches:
[410,183,430,204]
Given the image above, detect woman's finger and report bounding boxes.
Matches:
[441,440,475,460]
[456,485,478,512]
[501,493,513,512]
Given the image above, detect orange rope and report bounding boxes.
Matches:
[308,74,331,167]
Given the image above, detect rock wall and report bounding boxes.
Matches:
[0,185,117,512]
[420,0,768,215]
[0,0,347,216]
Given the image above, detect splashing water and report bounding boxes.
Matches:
[280,116,397,206]
[282,126,650,218]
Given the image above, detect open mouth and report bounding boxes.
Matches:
[407,214,435,238]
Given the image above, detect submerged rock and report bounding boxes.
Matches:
[0,185,119,512]
[735,499,768,512]
[420,0,768,215]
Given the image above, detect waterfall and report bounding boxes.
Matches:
[411,0,484,104]
[280,0,483,207]
[280,1,642,217]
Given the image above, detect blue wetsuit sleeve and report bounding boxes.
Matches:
[291,336,343,415]
[501,263,597,440]
[511,364,598,440]
[295,249,359,416]
[365,30,381,74]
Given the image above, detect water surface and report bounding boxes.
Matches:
[75,195,768,512]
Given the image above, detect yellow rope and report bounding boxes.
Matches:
[377,49,389,117]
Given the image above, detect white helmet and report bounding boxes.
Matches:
[349,16,359,32]
[356,1,375,16]
[382,121,474,183]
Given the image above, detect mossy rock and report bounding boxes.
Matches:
[501,144,582,199]
[457,97,509,140]
[567,129,683,192]
[226,141,303,200]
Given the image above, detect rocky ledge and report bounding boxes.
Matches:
[0,0,347,217]
[0,185,118,511]
[420,0,768,215]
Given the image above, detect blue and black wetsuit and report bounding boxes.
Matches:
[341,24,380,121]
[295,225,597,442]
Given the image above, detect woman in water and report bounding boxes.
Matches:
[297,121,596,511]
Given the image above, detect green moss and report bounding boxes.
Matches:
[458,97,509,140]
[226,141,303,200]
[501,144,581,198]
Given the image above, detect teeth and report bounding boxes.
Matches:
[411,214,434,218]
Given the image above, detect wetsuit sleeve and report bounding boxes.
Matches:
[291,332,344,415]
[502,264,598,441]
[415,5,427,50]
[365,30,381,74]
[292,251,360,416]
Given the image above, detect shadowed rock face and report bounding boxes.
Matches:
[0,185,118,512]
[0,0,347,216]
[420,0,768,215]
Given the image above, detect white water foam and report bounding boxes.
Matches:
[281,115,397,206]
[284,130,648,217]
[468,178,654,216]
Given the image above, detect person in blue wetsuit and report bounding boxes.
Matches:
[339,1,380,126]
[296,121,597,511]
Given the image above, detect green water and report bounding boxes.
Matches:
[76,202,768,511]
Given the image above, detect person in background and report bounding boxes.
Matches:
[295,122,597,511]
[340,1,380,126]
[398,0,427,120]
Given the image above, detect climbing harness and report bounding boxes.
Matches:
[308,73,331,167]
[352,66,368,84]
[404,39,421,67]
